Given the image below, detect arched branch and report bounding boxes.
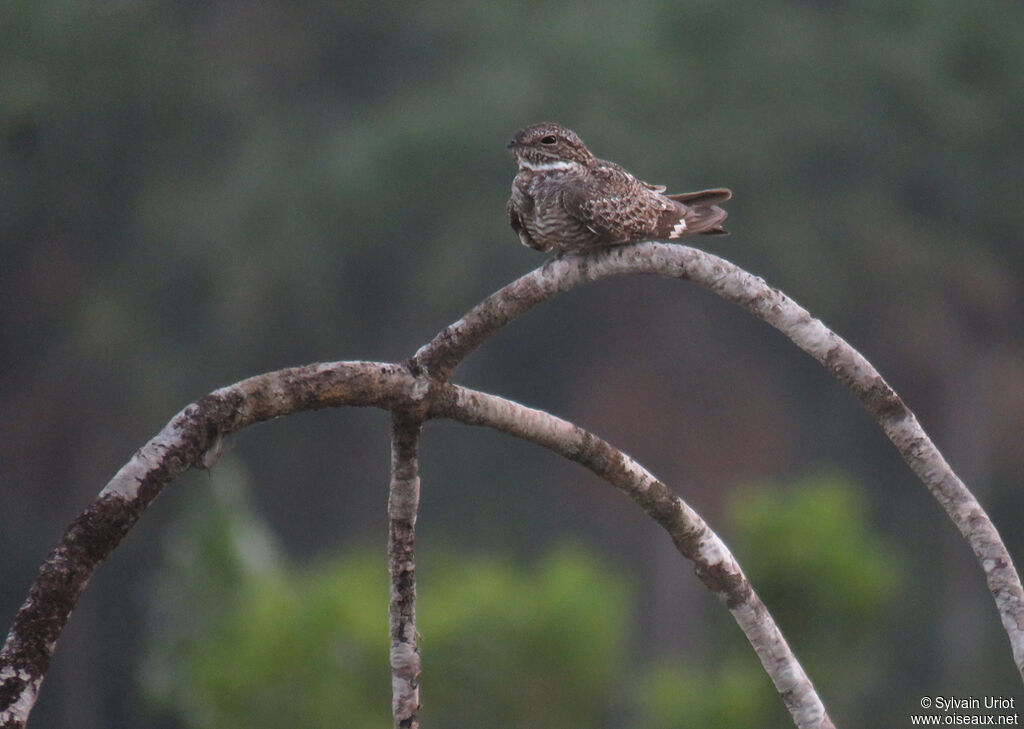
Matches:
[430,383,834,729]
[415,242,1024,678]
[4,242,1020,729]
[0,357,832,728]
[0,361,420,729]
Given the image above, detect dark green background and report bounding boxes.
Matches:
[2,1,1023,726]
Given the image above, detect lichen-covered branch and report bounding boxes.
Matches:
[0,353,831,729]
[386,369,433,729]
[431,383,834,729]
[0,361,419,729]
[416,242,1024,679]
[388,413,423,729]
[4,241,1020,729]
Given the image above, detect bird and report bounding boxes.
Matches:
[506,122,731,253]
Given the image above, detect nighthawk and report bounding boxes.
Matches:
[507,122,731,253]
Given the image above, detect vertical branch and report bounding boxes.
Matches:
[0,362,420,728]
[388,413,423,729]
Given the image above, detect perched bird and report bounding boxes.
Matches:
[507,122,731,253]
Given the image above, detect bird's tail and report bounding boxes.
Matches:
[661,188,732,238]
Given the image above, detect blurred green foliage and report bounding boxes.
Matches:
[143,467,899,727]
[638,660,774,729]
[729,470,899,634]
[636,470,901,728]
[142,462,629,729]
[420,548,629,728]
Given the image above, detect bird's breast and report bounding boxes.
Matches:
[514,171,601,251]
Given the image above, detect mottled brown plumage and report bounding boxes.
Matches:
[507,122,731,253]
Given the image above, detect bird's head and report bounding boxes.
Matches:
[507,122,593,169]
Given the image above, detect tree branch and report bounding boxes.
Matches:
[388,412,423,729]
[1,356,832,728]
[431,383,834,729]
[0,362,419,729]
[415,242,1024,679]
[4,242,1021,729]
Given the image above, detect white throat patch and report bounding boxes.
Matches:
[518,159,575,172]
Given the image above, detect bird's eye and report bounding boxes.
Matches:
[540,135,557,145]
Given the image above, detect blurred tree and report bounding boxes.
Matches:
[636,471,902,728]
[141,461,630,729]
[638,660,775,729]
[143,469,903,727]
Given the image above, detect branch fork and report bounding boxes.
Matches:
[4,243,1021,729]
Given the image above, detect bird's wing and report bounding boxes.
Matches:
[561,163,672,242]
[595,157,666,192]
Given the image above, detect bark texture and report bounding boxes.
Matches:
[388,413,424,729]
[4,243,1019,729]
[417,243,1024,678]
[431,384,833,729]
[1,362,418,728]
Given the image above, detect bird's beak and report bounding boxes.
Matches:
[506,139,517,149]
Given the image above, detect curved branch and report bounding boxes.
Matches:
[5,241,1020,728]
[0,355,831,728]
[416,242,1024,679]
[430,383,833,729]
[0,361,419,729]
